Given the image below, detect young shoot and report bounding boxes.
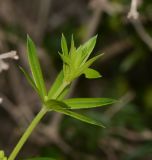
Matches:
[2,34,117,160]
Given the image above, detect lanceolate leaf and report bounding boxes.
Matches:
[57,84,70,100]
[19,67,43,100]
[45,99,105,127]
[27,36,47,98]
[45,99,70,110]
[63,98,117,109]
[81,35,97,63]
[74,45,83,67]
[59,53,71,65]
[48,71,69,100]
[54,107,105,128]
[83,68,102,79]
[70,35,77,62]
[78,53,104,76]
[69,35,75,55]
[48,71,63,98]
[61,34,68,56]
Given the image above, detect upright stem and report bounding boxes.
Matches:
[8,108,47,160]
[51,81,69,99]
[8,80,70,160]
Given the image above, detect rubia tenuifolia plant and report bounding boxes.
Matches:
[5,35,117,160]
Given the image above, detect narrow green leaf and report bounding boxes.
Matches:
[55,107,105,128]
[63,98,117,109]
[59,52,71,65]
[27,36,47,98]
[19,66,43,100]
[57,84,70,100]
[19,66,37,90]
[45,99,70,110]
[69,35,75,54]
[84,53,103,68]
[48,71,70,100]
[61,34,68,56]
[69,35,77,62]
[83,68,102,79]
[48,71,64,99]
[78,53,104,76]
[81,35,97,63]
[45,99,105,127]
[74,45,83,67]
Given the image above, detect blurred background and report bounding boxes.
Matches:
[0,0,152,159]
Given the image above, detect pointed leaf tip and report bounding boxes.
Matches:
[61,34,68,56]
[19,66,43,100]
[27,36,47,99]
[63,98,118,109]
[57,109,106,128]
[45,99,106,128]
[83,68,102,79]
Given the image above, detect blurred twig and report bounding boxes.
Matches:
[131,19,152,50]
[0,51,18,60]
[84,0,122,40]
[0,93,27,127]
[127,0,141,19]
[110,128,152,142]
[0,50,18,104]
[0,51,18,73]
[98,38,133,63]
[105,91,135,119]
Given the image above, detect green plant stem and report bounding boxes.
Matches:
[8,108,47,160]
[52,81,69,99]
[8,80,70,160]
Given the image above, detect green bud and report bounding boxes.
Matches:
[60,35,102,82]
